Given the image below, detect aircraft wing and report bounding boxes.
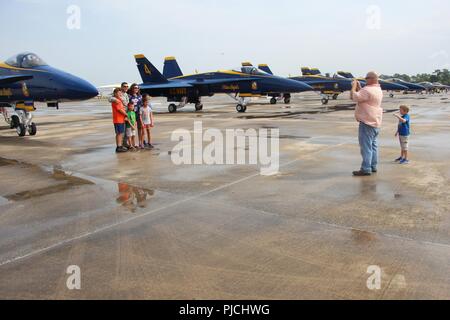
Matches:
[0,75,34,85]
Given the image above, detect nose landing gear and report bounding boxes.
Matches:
[1,102,37,137]
[236,104,247,113]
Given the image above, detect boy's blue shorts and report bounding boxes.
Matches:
[114,123,125,134]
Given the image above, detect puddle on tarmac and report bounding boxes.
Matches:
[351,229,377,244]
[5,169,94,201]
[0,157,156,213]
[116,182,155,213]
[0,157,20,167]
[279,135,311,140]
[0,196,8,206]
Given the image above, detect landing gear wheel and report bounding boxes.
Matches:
[389,93,394,98]
[270,97,277,105]
[10,115,20,129]
[168,104,177,113]
[29,122,37,136]
[284,97,291,104]
[236,104,246,113]
[321,98,329,105]
[17,123,26,137]
[332,94,339,100]
[195,103,203,111]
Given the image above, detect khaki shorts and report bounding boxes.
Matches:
[126,128,136,137]
[399,135,409,151]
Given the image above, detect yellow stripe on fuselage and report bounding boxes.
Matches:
[0,61,48,73]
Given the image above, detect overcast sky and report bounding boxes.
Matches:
[2,0,450,85]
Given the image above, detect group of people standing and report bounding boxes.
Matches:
[351,71,411,176]
[111,82,155,153]
[110,74,411,172]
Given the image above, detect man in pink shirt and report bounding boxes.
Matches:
[351,71,384,176]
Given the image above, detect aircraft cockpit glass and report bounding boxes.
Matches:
[5,53,47,68]
[239,66,269,76]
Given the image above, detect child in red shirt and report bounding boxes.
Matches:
[111,88,129,153]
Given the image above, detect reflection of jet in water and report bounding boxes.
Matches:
[134,54,312,113]
[0,52,98,136]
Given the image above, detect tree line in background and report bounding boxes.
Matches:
[381,69,450,85]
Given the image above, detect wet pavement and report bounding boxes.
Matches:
[0,93,449,299]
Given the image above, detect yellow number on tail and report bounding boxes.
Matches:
[144,64,152,75]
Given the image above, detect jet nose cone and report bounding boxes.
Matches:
[54,69,98,101]
[79,81,99,99]
[286,79,313,92]
[411,83,426,91]
[66,78,98,100]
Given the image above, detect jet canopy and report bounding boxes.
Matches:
[238,66,271,76]
[5,52,48,68]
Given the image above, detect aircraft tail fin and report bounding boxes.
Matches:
[134,54,168,83]
[163,56,183,78]
[302,67,321,76]
[258,64,273,75]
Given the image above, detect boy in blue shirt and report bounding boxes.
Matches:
[394,105,411,164]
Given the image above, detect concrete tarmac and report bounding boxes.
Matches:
[0,92,449,299]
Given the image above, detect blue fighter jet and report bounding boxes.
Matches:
[258,65,350,105]
[336,71,409,97]
[135,54,313,113]
[384,78,426,94]
[0,52,98,136]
